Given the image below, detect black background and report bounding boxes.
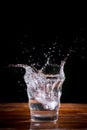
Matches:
[0,14,87,103]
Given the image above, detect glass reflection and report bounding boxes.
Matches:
[29,121,59,130]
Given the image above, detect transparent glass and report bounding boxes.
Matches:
[25,62,65,122]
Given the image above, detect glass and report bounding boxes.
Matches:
[25,61,65,122]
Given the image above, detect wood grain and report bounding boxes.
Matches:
[0,103,87,130]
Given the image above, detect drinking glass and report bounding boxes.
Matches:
[25,62,65,122]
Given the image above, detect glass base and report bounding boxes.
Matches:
[31,113,58,122]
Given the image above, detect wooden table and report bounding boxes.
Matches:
[0,103,87,130]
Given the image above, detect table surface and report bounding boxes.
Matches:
[0,103,87,130]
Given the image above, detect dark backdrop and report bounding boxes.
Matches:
[0,19,87,103]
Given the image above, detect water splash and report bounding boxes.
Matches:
[14,34,87,68]
[9,59,65,110]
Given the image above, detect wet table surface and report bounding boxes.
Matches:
[0,103,87,130]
